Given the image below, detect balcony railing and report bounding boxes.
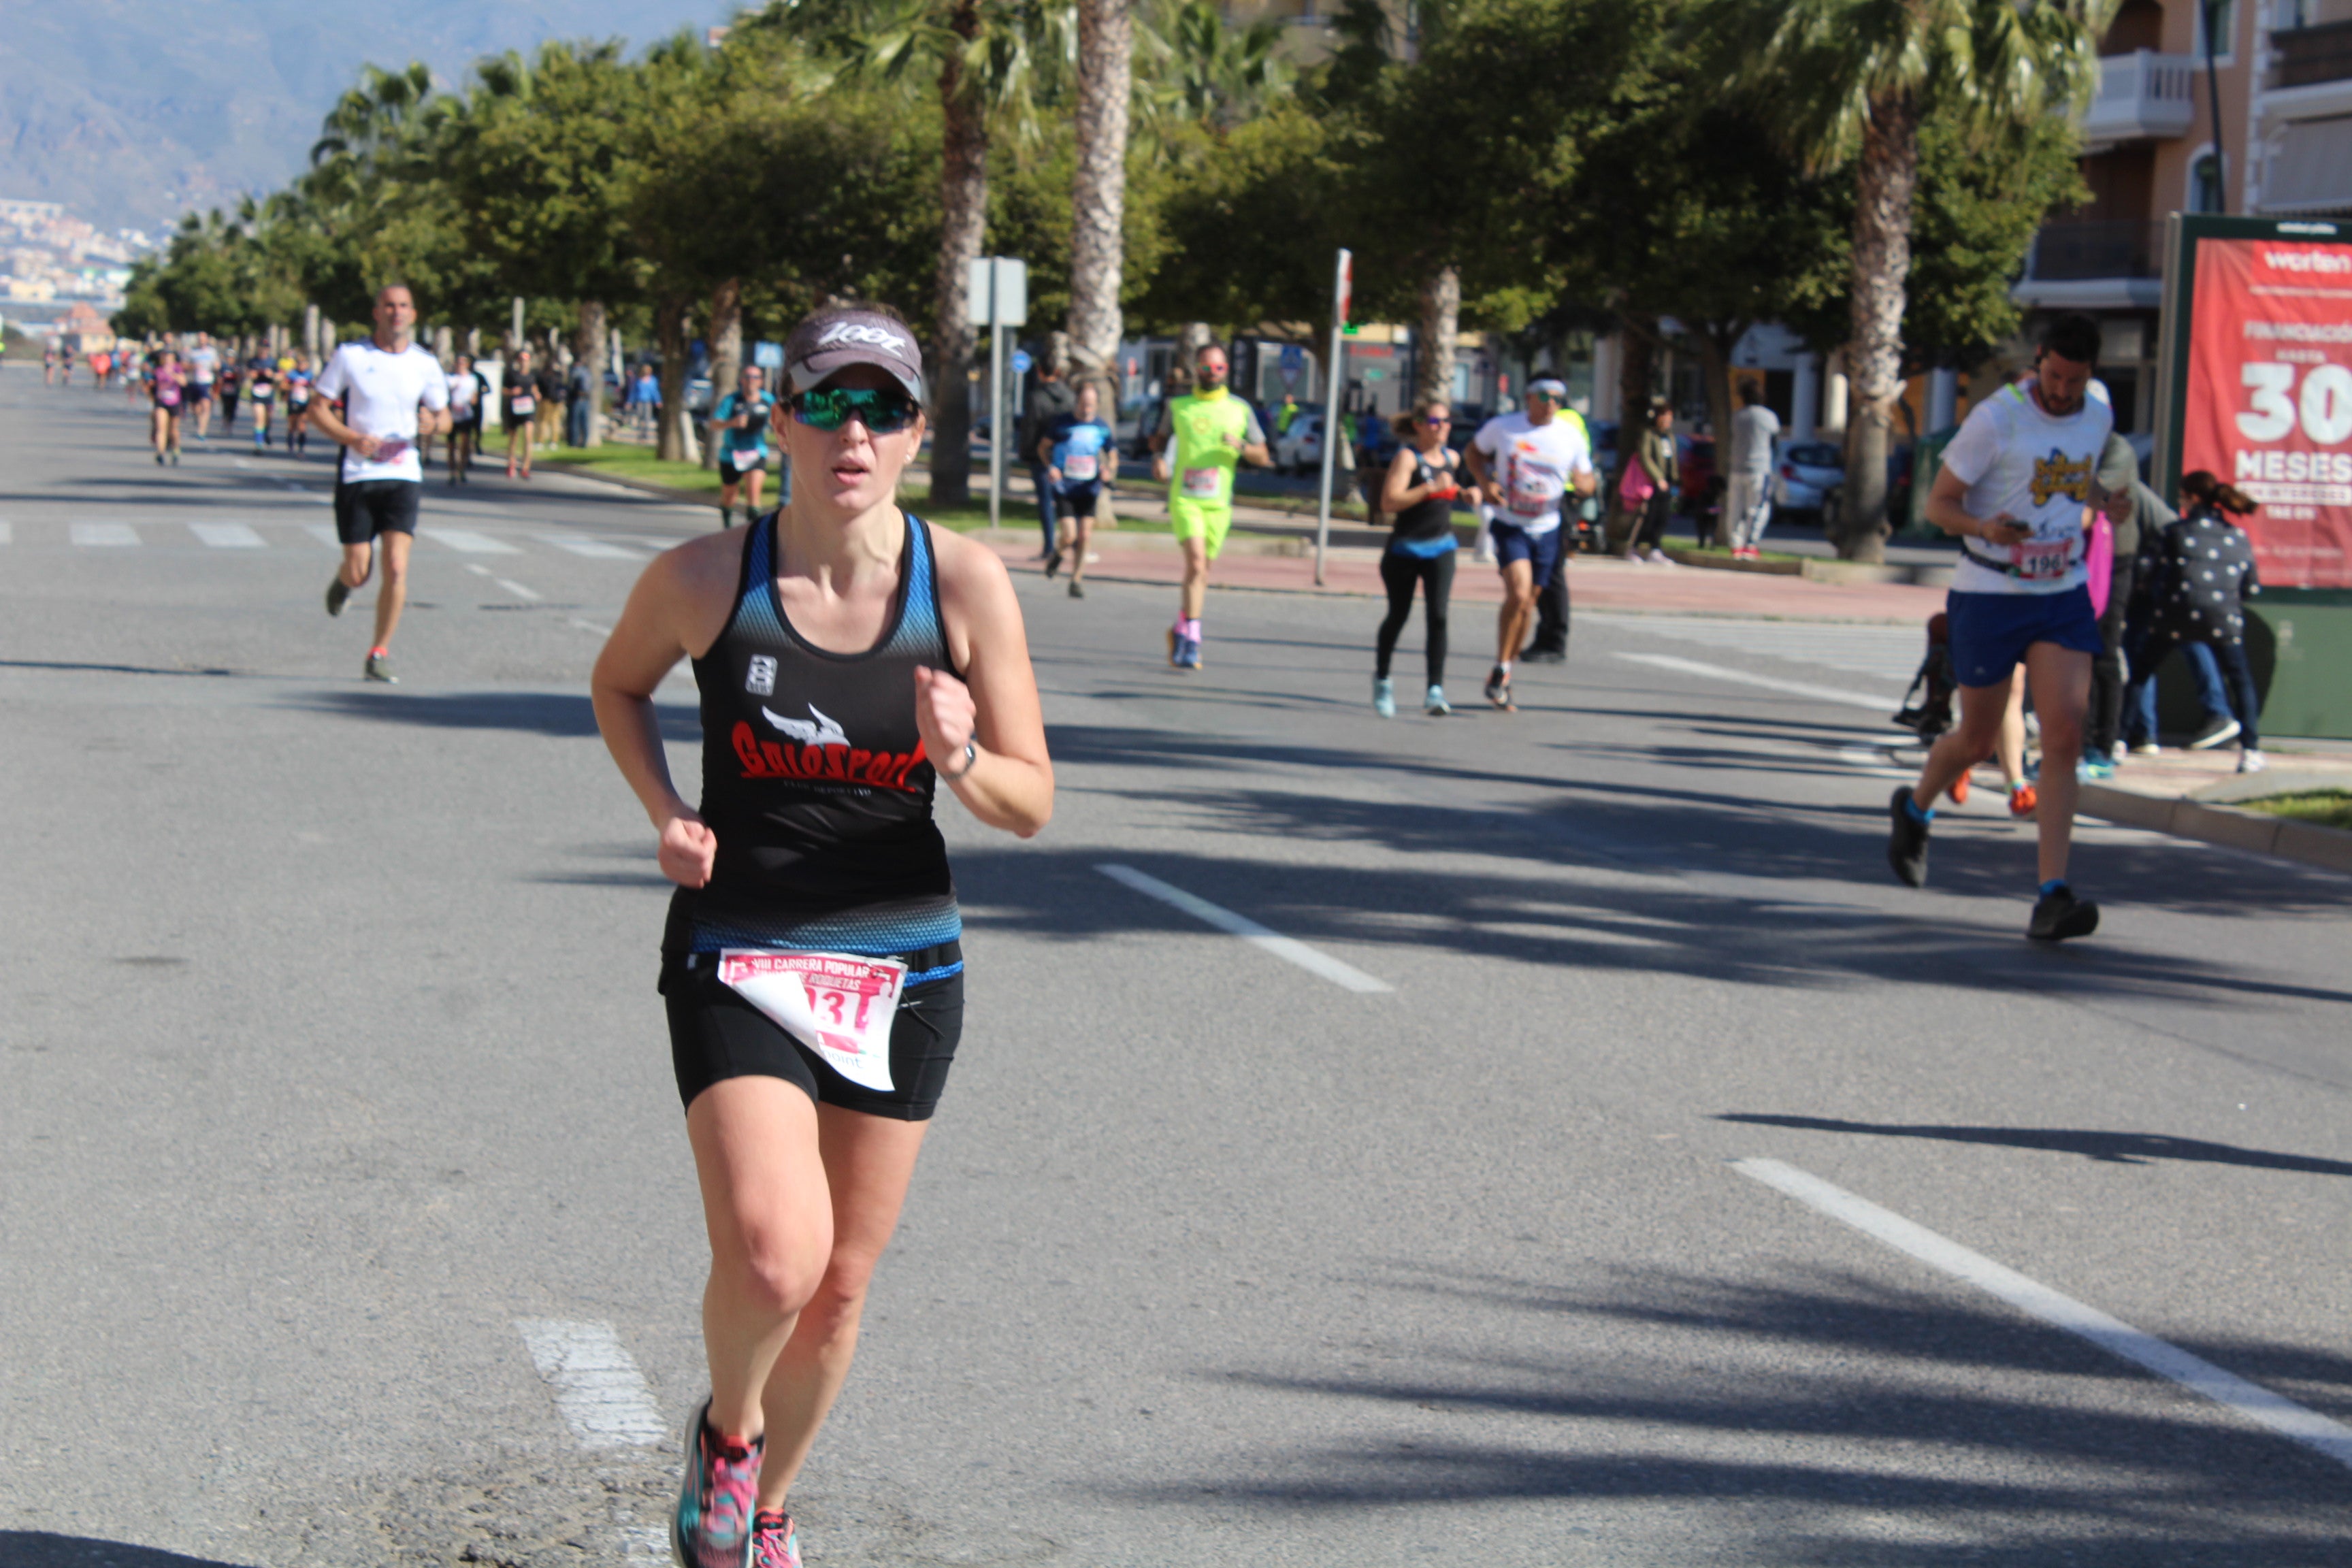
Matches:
[2025,220,2167,282]
[2274,20,2352,90]
[2081,50,2198,142]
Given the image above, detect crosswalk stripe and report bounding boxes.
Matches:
[0,522,12,545]
[189,522,267,549]
[72,523,139,547]
[1592,612,1919,683]
[536,534,644,560]
[429,527,521,555]
[304,523,343,549]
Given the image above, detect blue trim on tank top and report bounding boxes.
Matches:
[904,960,964,985]
[1388,534,1458,559]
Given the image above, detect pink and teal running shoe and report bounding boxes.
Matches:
[672,1399,763,1568]
[754,1510,802,1568]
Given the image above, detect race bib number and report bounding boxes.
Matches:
[372,438,412,466]
[252,385,274,402]
[1064,453,1098,482]
[158,389,180,408]
[1507,460,1565,515]
[717,950,906,1092]
[511,395,536,416]
[1181,466,1223,498]
[2015,536,2075,581]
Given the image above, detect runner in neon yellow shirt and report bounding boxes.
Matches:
[1147,343,1271,670]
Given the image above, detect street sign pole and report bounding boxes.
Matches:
[1314,248,1352,587]
[988,260,1004,530]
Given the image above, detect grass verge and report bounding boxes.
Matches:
[542,444,728,496]
[2238,789,2352,832]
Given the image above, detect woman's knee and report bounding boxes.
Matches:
[713,1217,832,1318]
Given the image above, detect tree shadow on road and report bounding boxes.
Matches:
[1716,1114,2352,1178]
[0,1534,252,1567]
[1120,1263,2352,1563]
[284,689,696,741]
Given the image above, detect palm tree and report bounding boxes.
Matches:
[1695,0,2108,561]
[1066,0,1134,409]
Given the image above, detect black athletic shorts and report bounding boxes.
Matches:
[333,478,423,545]
[660,954,965,1120]
[719,449,766,485]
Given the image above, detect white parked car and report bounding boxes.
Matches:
[1773,440,1845,514]
[1272,410,1326,476]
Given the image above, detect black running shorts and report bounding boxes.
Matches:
[333,478,423,546]
[660,956,964,1120]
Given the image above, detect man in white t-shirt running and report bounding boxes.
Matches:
[186,334,220,443]
[1887,314,2129,941]
[308,283,453,684]
[1465,378,1595,711]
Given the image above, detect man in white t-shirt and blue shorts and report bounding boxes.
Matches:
[308,283,453,685]
[1466,378,1595,710]
[1888,314,2128,941]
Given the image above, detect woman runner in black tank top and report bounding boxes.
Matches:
[1371,399,1465,715]
[591,305,1052,1568]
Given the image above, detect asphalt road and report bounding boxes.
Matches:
[3,366,2349,1567]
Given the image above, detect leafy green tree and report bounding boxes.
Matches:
[1690,0,2110,559]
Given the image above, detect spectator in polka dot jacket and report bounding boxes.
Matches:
[2129,471,2266,773]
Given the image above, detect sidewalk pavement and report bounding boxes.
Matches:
[2083,745,2352,874]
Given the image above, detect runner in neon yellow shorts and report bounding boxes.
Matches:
[1149,342,1271,670]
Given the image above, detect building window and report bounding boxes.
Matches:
[2277,0,2306,32]
[2192,150,2227,214]
[2195,0,2236,65]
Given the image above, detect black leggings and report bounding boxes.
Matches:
[1376,548,1454,684]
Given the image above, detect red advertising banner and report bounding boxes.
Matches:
[2182,237,2352,587]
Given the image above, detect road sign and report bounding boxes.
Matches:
[1011,349,1033,375]
[1279,344,1305,372]
[966,257,1028,329]
[751,341,783,370]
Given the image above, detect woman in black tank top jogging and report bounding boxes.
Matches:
[1371,399,1465,716]
[592,305,1053,1568]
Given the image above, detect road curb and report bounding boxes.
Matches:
[2080,781,2352,874]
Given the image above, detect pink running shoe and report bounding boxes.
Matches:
[672,1401,763,1568]
[754,1510,802,1568]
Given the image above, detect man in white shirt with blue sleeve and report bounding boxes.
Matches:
[1887,314,2129,942]
[308,282,452,684]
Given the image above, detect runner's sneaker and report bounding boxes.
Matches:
[753,1512,801,1568]
[2008,783,2037,819]
[325,576,350,617]
[2187,715,2241,750]
[1425,685,1452,716]
[1946,770,1970,806]
[2076,756,2115,781]
[1043,549,1062,581]
[2238,748,2268,774]
[1484,666,1514,711]
[363,651,398,685]
[1172,635,1201,671]
[2027,883,2099,942]
[2129,740,2161,756]
[1373,676,1396,718]
[1886,786,1929,887]
[672,1401,762,1568]
[1067,579,1083,598]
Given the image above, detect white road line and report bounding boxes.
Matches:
[513,1319,669,1450]
[538,534,645,560]
[71,523,139,547]
[429,527,521,555]
[1733,1158,2352,1472]
[466,563,495,578]
[1614,652,1897,713]
[1096,863,1392,994]
[495,578,542,601]
[304,523,342,549]
[570,619,613,636]
[0,522,11,545]
[189,522,266,549]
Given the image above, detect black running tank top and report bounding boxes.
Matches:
[664,511,963,969]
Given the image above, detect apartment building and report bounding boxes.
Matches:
[2014,1,2352,435]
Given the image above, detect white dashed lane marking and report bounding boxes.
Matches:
[1096,863,1393,994]
[1735,1158,2352,1472]
[513,1319,668,1450]
[429,527,522,555]
[538,534,645,560]
[189,522,267,548]
[71,522,139,546]
[1614,652,1897,713]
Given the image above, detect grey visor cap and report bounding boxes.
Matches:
[784,310,927,403]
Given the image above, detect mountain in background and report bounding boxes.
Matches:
[3,0,732,235]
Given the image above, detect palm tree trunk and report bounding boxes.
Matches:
[1067,0,1134,411]
[702,278,742,471]
[655,295,692,463]
[574,299,607,448]
[930,3,988,510]
[1840,94,1920,565]
[1414,266,1460,407]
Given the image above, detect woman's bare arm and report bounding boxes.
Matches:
[925,527,1054,838]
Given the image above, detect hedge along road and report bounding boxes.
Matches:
[3,366,2350,1567]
